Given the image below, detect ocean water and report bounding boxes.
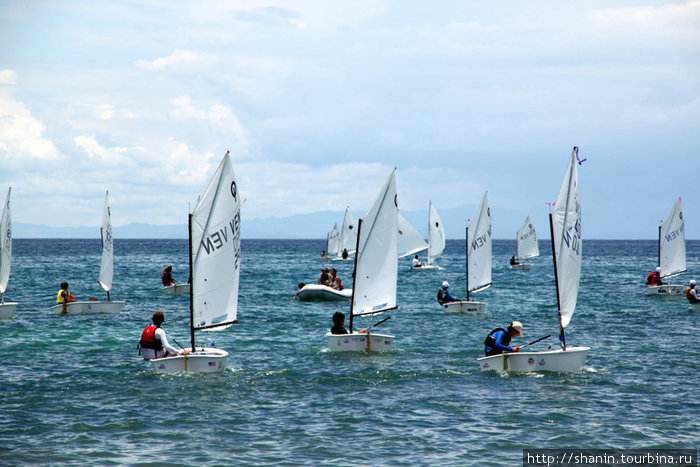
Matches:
[1,238,698,466]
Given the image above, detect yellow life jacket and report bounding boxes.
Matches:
[56,289,68,303]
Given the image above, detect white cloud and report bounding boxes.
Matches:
[0,90,58,163]
[170,95,248,142]
[135,50,200,71]
[164,137,216,186]
[0,70,17,85]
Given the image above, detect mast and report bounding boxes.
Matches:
[465,225,470,301]
[549,212,566,350]
[348,218,363,333]
[188,213,196,351]
[657,224,661,268]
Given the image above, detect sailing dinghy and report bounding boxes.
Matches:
[326,222,340,258]
[0,187,17,319]
[332,208,357,260]
[645,198,686,296]
[478,147,589,372]
[398,213,428,260]
[163,283,191,294]
[410,201,445,270]
[327,169,398,352]
[52,191,124,315]
[150,151,240,373]
[510,216,539,270]
[443,192,491,314]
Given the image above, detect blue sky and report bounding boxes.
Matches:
[1,1,699,239]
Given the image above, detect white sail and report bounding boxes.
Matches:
[551,148,582,328]
[427,201,445,265]
[467,191,492,294]
[516,216,539,260]
[326,222,340,256]
[352,169,398,316]
[191,152,241,331]
[97,191,114,293]
[0,187,11,295]
[659,197,686,279]
[338,208,358,255]
[397,213,428,258]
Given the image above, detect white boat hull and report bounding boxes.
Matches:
[645,284,685,296]
[52,300,124,315]
[509,263,530,270]
[0,302,17,319]
[296,284,352,302]
[409,264,441,270]
[443,300,485,314]
[326,332,394,352]
[150,347,228,373]
[163,283,191,294]
[477,346,589,372]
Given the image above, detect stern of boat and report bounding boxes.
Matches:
[443,300,485,314]
[326,332,394,352]
[151,348,228,373]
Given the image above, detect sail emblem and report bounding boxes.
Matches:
[394,194,398,207]
[230,181,237,200]
[679,211,683,220]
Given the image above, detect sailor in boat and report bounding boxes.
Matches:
[293,282,305,300]
[509,255,520,266]
[328,268,344,290]
[56,282,76,314]
[138,310,190,360]
[645,267,664,286]
[330,311,365,335]
[320,250,327,258]
[483,321,523,356]
[317,268,330,285]
[341,248,349,259]
[685,280,700,304]
[412,254,423,268]
[161,265,177,287]
[437,281,458,305]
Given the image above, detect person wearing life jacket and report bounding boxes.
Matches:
[437,281,458,305]
[484,321,523,356]
[685,280,700,304]
[139,310,190,360]
[56,282,76,314]
[161,265,176,287]
[646,267,664,286]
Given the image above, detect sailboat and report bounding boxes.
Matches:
[509,216,539,270]
[478,147,589,372]
[333,207,357,260]
[326,222,340,258]
[52,191,124,315]
[398,213,428,259]
[410,201,445,270]
[327,169,398,352]
[0,187,17,319]
[443,191,491,314]
[150,151,240,373]
[645,198,686,296]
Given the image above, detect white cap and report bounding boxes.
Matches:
[655,267,662,272]
[691,279,696,286]
[442,281,449,288]
[510,321,524,336]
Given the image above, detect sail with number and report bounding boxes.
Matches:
[339,208,358,256]
[427,201,445,265]
[190,153,241,331]
[398,213,428,258]
[658,198,686,279]
[326,223,340,257]
[352,170,398,316]
[0,187,11,297]
[551,148,582,328]
[467,191,492,294]
[97,191,114,293]
[516,216,539,260]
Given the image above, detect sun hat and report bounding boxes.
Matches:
[691,279,696,286]
[442,281,449,288]
[510,321,524,336]
[655,267,662,272]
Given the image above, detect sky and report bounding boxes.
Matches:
[1,0,699,239]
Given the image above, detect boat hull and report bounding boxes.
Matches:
[645,284,684,296]
[150,347,228,373]
[509,263,530,270]
[52,300,124,315]
[163,283,191,294]
[477,346,589,372]
[409,264,441,270]
[0,302,17,319]
[443,300,485,314]
[296,284,352,302]
[326,332,394,352]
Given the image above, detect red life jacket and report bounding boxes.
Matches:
[646,272,661,286]
[139,325,163,350]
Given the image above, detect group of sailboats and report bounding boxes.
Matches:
[324,208,357,261]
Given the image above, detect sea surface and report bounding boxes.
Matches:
[1,238,698,466]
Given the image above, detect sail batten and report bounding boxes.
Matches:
[659,198,686,279]
[0,187,12,295]
[351,170,398,317]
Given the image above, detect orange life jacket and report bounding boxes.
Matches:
[139,325,163,350]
